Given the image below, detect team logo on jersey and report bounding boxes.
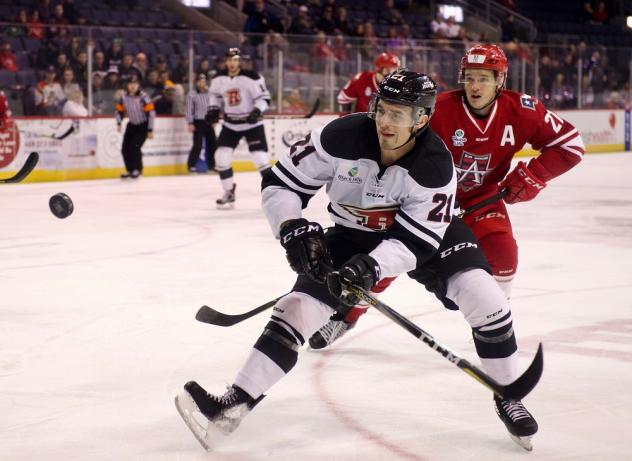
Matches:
[455,151,491,192]
[452,129,467,147]
[337,166,363,184]
[226,88,241,106]
[520,95,536,110]
[339,204,399,231]
[364,87,372,96]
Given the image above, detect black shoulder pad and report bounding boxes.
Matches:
[320,113,379,160]
[213,69,229,78]
[239,69,263,80]
[407,128,455,188]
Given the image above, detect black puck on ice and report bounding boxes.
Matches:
[49,193,74,219]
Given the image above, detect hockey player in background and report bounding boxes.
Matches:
[311,44,584,350]
[0,89,10,127]
[175,71,539,452]
[336,52,400,113]
[206,47,272,208]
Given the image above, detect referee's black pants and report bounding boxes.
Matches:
[122,122,148,173]
[187,119,217,169]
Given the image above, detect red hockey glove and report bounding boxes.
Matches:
[500,161,547,204]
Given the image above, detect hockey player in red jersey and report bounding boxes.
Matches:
[336,52,400,113]
[430,43,584,296]
[0,90,10,128]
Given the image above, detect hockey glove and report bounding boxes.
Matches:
[327,254,380,306]
[205,106,220,125]
[500,161,547,204]
[280,219,330,283]
[246,107,262,124]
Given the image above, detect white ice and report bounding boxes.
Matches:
[1,153,631,461]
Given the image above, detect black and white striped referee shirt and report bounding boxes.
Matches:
[116,90,156,131]
[185,89,210,123]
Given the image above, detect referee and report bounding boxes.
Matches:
[115,75,155,179]
[186,73,216,172]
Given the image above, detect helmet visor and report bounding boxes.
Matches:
[368,95,424,128]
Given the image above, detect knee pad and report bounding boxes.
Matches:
[215,146,233,171]
[250,150,271,171]
[270,292,336,342]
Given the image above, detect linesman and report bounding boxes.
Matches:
[116,75,156,179]
[186,73,216,173]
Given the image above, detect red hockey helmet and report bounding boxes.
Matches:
[459,44,508,88]
[374,52,401,71]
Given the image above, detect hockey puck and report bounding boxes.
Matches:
[49,193,74,219]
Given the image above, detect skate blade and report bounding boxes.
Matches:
[509,434,533,452]
[216,202,235,210]
[175,392,222,451]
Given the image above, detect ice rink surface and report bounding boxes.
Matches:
[1,153,631,461]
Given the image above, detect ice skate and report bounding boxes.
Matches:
[175,380,264,451]
[309,313,356,350]
[494,395,538,451]
[120,171,131,179]
[216,184,236,209]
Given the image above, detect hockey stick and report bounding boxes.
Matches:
[196,295,287,327]
[341,282,543,401]
[223,98,321,124]
[457,188,508,218]
[0,152,39,184]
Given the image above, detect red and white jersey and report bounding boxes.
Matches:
[430,89,584,203]
[337,71,378,113]
[0,90,10,125]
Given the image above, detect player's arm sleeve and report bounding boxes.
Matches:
[261,128,334,238]
[143,93,156,132]
[336,76,358,105]
[115,98,125,125]
[370,167,456,278]
[252,75,270,113]
[185,92,194,124]
[528,106,584,181]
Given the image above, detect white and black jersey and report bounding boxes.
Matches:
[209,69,270,132]
[262,113,457,278]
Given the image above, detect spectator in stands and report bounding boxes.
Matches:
[104,66,121,91]
[538,55,556,102]
[73,50,88,86]
[65,36,82,63]
[334,6,353,36]
[91,71,110,115]
[0,41,18,73]
[6,9,29,38]
[28,10,45,40]
[580,74,595,107]
[62,0,79,24]
[244,0,284,46]
[105,38,124,70]
[385,26,404,54]
[119,54,140,86]
[49,3,70,38]
[154,83,177,115]
[442,16,464,40]
[60,67,81,100]
[591,1,608,24]
[197,58,211,79]
[501,14,517,43]
[311,31,336,72]
[155,56,169,74]
[208,57,225,78]
[133,53,149,82]
[380,0,405,25]
[359,21,379,61]
[40,65,65,114]
[579,2,594,23]
[158,70,174,90]
[23,84,46,116]
[144,69,162,97]
[315,4,337,34]
[38,0,53,22]
[172,55,189,84]
[588,50,607,106]
[93,51,107,73]
[36,39,59,70]
[331,32,349,63]
[282,88,309,114]
[62,88,87,116]
[288,5,313,36]
[550,73,575,109]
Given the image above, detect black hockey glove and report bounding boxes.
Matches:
[280,218,330,283]
[327,254,380,306]
[205,106,220,125]
[246,107,262,124]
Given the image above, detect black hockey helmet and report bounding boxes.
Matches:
[368,69,438,125]
[225,47,241,59]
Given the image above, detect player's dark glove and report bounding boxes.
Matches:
[205,106,220,125]
[280,218,330,283]
[500,160,546,204]
[246,107,262,124]
[327,254,380,306]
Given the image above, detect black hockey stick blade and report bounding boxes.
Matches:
[345,284,543,400]
[195,295,285,327]
[0,151,39,184]
[304,97,320,118]
[458,188,509,217]
[54,125,74,140]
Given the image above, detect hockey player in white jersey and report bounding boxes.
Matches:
[206,47,272,208]
[175,71,538,451]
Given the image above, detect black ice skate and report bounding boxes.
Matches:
[309,313,356,350]
[175,380,264,451]
[216,184,236,209]
[494,395,538,451]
